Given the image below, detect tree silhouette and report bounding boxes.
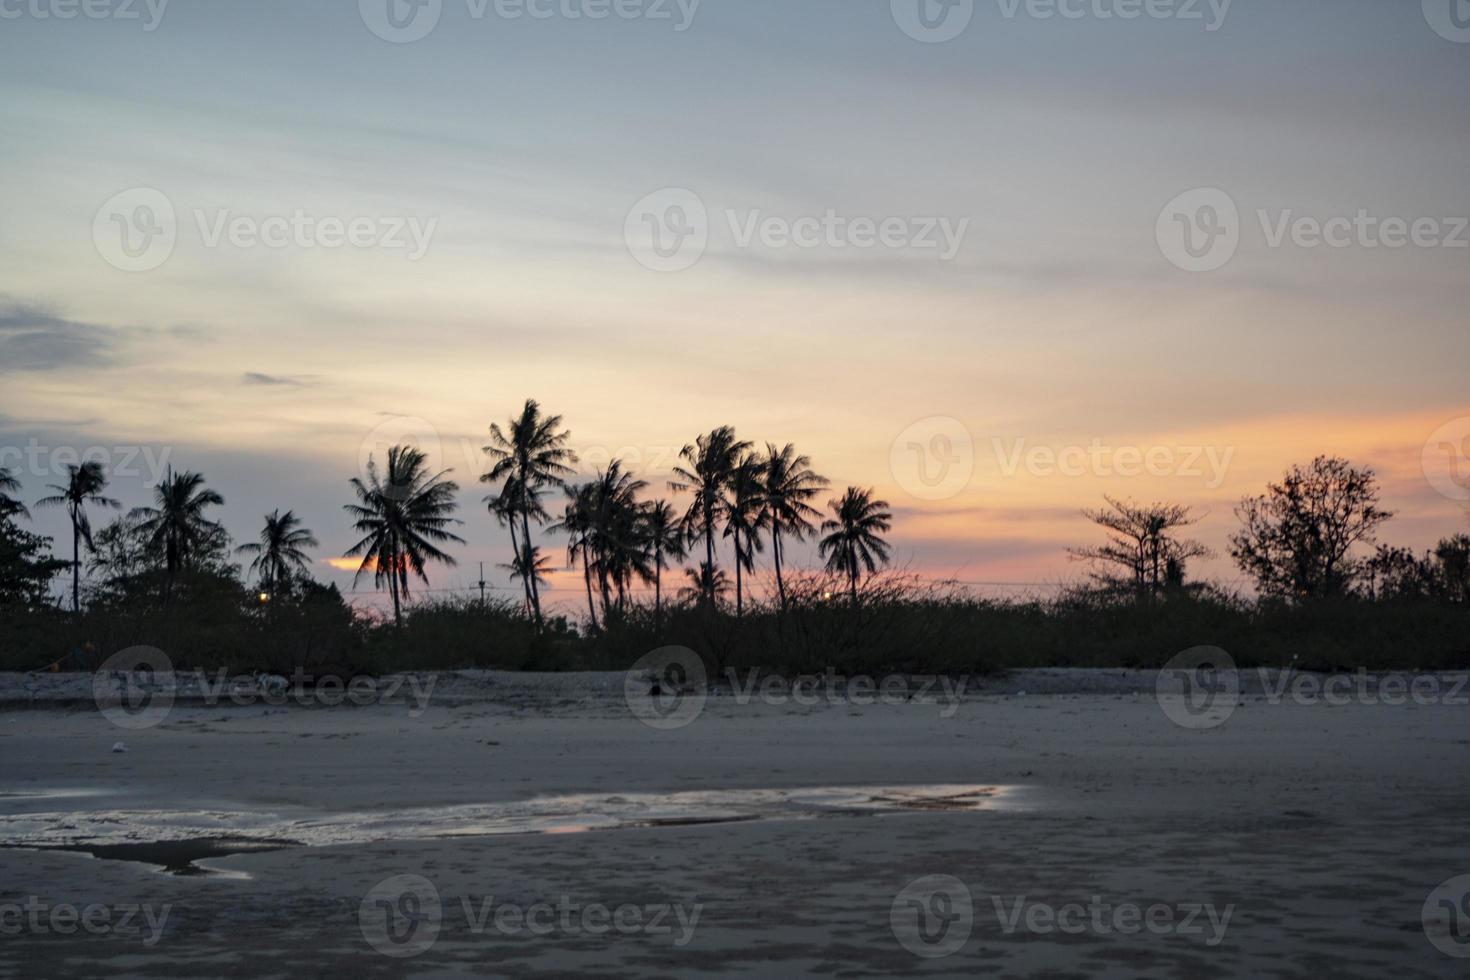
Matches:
[345,445,463,626]
[1069,496,1213,604]
[670,426,750,605]
[36,461,119,612]
[237,509,318,597]
[819,487,893,604]
[641,499,686,628]
[483,400,577,629]
[0,465,27,522]
[761,443,828,612]
[722,451,766,616]
[131,467,224,600]
[551,483,600,630]
[500,543,553,616]
[1231,456,1393,599]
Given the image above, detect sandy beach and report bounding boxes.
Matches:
[1,669,1466,978]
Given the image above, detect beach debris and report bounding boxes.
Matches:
[111,741,128,753]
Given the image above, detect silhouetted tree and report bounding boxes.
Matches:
[1231,456,1393,600]
[131,467,224,600]
[722,452,766,617]
[237,509,318,597]
[670,426,750,605]
[761,443,828,612]
[641,499,686,628]
[36,461,119,612]
[501,543,553,617]
[483,400,577,629]
[551,483,600,630]
[345,445,464,626]
[819,487,893,604]
[0,465,26,522]
[678,561,730,607]
[1069,496,1213,604]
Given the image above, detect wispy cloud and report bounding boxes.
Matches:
[0,298,116,372]
[243,371,318,387]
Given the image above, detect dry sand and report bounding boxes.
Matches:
[0,669,1466,978]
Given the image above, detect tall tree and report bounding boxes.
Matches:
[670,426,750,604]
[818,487,893,604]
[486,478,533,614]
[131,467,224,599]
[761,443,828,611]
[551,483,601,630]
[36,461,119,612]
[0,465,26,522]
[1068,496,1213,604]
[236,509,318,597]
[1231,456,1393,600]
[722,452,766,616]
[345,445,464,626]
[500,544,553,617]
[641,499,686,628]
[482,400,577,628]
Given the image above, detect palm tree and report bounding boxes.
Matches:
[722,452,766,616]
[590,460,648,617]
[344,445,464,626]
[486,478,533,614]
[500,544,554,617]
[670,426,750,604]
[678,562,730,607]
[762,443,828,612]
[236,510,318,597]
[550,483,600,630]
[819,487,893,605]
[131,467,224,599]
[0,465,27,522]
[641,499,686,628]
[36,462,121,612]
[482,400,577,628]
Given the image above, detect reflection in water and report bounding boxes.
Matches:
[0,784,1021,873]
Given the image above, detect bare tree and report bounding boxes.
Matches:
[1069,496,1213,603]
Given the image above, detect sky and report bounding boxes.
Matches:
[2,0,1468,613]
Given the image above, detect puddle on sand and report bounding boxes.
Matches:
[0,784,1021,874]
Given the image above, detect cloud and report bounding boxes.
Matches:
[243,372,317,387]
[0,299,117,372]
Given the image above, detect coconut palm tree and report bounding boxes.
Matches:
[722,452,766,616]
[641,499,686,628]
[550,483,600,630]
[486,477,533,614]
[236,510,318,597]
[500,543,554,617]
[482,400,577,628]
[344,445,464,627]
[590,460,648,617]
[670,426,750,604]
[818,487,893,605]
[762,443,828,612]
[678,562,730,607]
[36,461,120,612]
[0,465,26,522]
[131,467,224,599]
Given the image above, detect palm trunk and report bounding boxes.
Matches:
[848,544,859,605]
[519,507,543,628]
[70,511,81,613]
[703,495,715,604]
[773,530,787,612]
[732,525,744,617]
[654,558,663,630]
[581,541,600,631]
[390,562,402,627]
[508,522,532,614]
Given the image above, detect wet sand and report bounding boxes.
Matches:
[0,671,1466,977]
